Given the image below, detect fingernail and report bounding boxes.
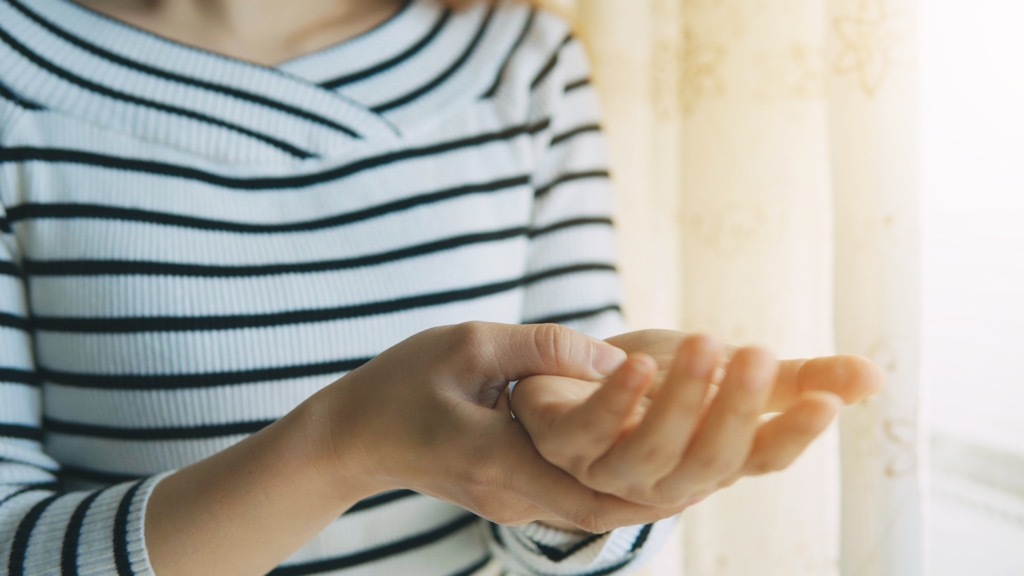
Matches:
[592,342,628,376]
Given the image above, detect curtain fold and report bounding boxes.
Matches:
[828,1,924,574]
[549,0,925,574]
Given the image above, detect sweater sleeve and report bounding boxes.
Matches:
[0,104,161,576]
[514,29,624,341]
[488,20,677,576]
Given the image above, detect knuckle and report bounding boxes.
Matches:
[691,451,720,472]
[559,494,603,534]
[454,321,491,351]
[573,507,604,534]
[731,346,777,378]
[532,323,575,371]
[738,346,776,365]
[622,482,659,505]
[537,443,575,471]
[636,443,676,470]
[572,471,612,495]
[585,459,630,493]
[683,333,721,361]
[591,516,619,534]
[449,322,496,370]
[566,454,594,479]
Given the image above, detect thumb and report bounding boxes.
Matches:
[494,323,627,383]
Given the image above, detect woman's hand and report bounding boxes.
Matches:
[147,322,654,576]
[311,322,681,533]
[510,331,884,510]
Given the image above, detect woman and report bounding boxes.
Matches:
[0,0,881,574]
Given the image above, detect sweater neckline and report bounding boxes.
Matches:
[0,0,481,161]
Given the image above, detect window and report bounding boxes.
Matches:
[922,1,1024,573]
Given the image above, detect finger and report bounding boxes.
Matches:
[558,354,658,469]
[494,417,668,533]
[503,376,596,453]
[605,330,735,396]
[767,355,884,412]
[505,377,601,427]
[589,335,723,493]
[605,329,684,379]
[668,347,776,488]
[496,323,628,381]
[449,322,626,407]
[741,391,843,476]
[508,357,655,475]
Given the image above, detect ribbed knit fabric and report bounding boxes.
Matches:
[0,0,675,574]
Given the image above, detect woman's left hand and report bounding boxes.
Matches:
[509,330,883,511]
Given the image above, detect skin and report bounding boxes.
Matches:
[142,322,882,575]
[511,331,884,519]
[145,322,650,575]
[59,2,886,574]
[74,0,407,66]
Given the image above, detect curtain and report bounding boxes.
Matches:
[544,1,925,574]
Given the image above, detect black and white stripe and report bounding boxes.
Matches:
[319,7,453,90]
[0,1,672,574]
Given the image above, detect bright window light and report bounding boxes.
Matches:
[922,1,1024,574]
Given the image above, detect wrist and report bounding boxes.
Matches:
[293,381,393,507]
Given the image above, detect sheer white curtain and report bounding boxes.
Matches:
[543,0,926,574]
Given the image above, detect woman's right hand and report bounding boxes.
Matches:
[144,321,657,576]
[310,321,677,532]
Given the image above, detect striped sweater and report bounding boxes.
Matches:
[0,0,674,574]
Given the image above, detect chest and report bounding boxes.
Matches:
[10,111,539,397]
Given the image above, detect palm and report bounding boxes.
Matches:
[512,330,883,509]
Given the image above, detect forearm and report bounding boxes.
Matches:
[145,387,380,576]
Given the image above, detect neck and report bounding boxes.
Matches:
[75,0,405,66]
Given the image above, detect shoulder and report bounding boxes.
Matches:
[0,78,48,211]
[471,0,592,108]
[0,80,41,140]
